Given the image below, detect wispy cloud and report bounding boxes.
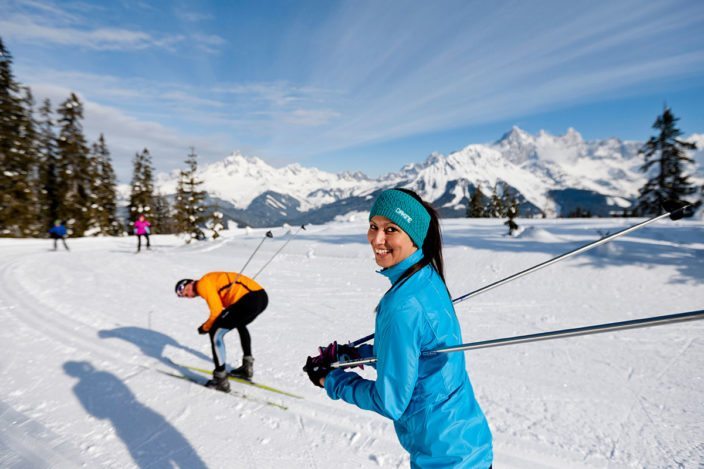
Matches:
[176,10,214,23]
[264,0,704,157]
[190,33,227,53]
[0,0,223,52]
[27,80,234,181]
[0,15,169,50]
[282,109,340,127]
[5,0,704,177]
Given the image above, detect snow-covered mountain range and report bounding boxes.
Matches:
[146,127,703,227]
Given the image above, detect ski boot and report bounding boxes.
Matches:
[205,369,230,392]
[229,356,254,380]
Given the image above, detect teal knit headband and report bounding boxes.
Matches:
[369,189,431,248]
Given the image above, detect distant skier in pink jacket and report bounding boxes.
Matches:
[134,214,151,252]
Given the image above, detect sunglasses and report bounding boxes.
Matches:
[176,282,189,297]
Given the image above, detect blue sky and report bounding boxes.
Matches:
[2,0,704,182]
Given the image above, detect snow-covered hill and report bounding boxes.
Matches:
[2,217,703,468]
[155,154,378,212]
[130,128,703,227]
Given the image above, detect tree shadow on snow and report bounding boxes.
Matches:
[63,361,207,469]
[290,221,703,283]
[577,237,704,285]
[440,224,704,286]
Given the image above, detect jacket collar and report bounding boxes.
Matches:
[378,249,423,285]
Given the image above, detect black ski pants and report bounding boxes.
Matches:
[208,290,268,371]
[137,234,150,251]
[51,234,69,250]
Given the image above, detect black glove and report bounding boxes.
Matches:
[197,325,208,335]
[336,343,362,367]
[303,355,329,388]
[303,341,339,388]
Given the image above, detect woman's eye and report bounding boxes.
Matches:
[385,227,397,233]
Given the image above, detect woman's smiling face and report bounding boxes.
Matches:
[367,215,417,268]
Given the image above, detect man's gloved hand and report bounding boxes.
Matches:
[197,325,208,335]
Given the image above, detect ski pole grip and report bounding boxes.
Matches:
[663,200,694,221]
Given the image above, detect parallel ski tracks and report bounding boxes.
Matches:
[0,250,409,465]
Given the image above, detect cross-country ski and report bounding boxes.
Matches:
[171,361,304,399]
[155,368,289,410]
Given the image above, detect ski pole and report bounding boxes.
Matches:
[334,309,704,368]
[252,225,306,280]
[350,201,693,346]
[231,229,273,286]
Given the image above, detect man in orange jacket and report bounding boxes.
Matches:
[175,272,268,392]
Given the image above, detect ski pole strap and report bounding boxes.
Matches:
[332,309,704,369]
[349,203,693,346]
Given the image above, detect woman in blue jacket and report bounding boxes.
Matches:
[305,188,493,468]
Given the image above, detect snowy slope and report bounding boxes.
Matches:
[1,217,703,468]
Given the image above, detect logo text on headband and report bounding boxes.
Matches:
[395,207,413,224]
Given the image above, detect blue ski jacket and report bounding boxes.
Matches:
[325,249,493,468]
[49,225,67,237]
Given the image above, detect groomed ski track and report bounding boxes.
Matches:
[1,217,702,468]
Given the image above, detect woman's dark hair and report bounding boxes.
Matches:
[393,188,445,284]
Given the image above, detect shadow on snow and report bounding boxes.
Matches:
[64,360,207,469]
[98,326,211,382]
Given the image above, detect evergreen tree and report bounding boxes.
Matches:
[37,98,60,230]
[567,207,592,218]
[489,183,504,218]
[152,192,174,234]
[16,87,40,235]
[56,93,92,236]
[128,148,155,232]
[467,185,487,218]
[207,206,224,239]
[0,38,37,236]
[91,134,120,235]
[634,107,697,215]
[173,147,207,242]
[173,176,186,232]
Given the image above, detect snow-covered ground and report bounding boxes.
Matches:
[1,217,702,468]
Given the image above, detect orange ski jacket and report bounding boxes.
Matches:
[194,272,264,332]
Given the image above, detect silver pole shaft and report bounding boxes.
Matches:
[232,230,272,286]
[253,225,305,280]
[240,236,268,273]
[453,212,672,305]
[333,309,704,368]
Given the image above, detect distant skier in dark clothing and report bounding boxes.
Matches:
[134,214,151,252]
[175,272,268,392]
[505,204,520,236]
[49,220,69,251]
